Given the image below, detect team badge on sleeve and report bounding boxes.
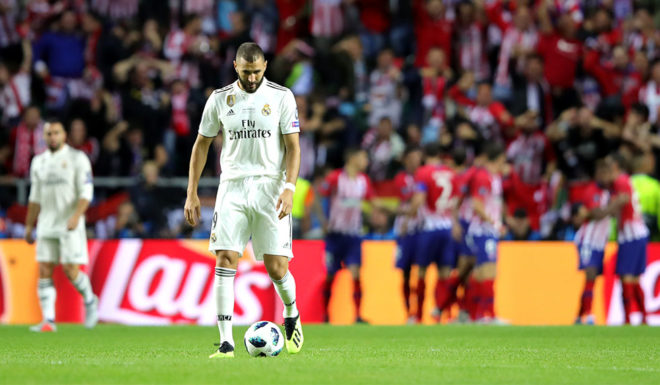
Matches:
[262,104,271,116]
[226,94,235,107]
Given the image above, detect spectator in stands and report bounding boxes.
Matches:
[0,40,31,127]
[362,116,405,182]
[32,9,86,110]
[537,0,582,116]
[492,5,539,103]
[113,201,145,238]
[509,54,552,127]
[639,59,660,125]
[414,0,452,69]
[419,47,451,144]
[453,0,489,82]
[68,118,99,166]
[504,208,542,241]
[368,47,403,129]
[9,105,44,177]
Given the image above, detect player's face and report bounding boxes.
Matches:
[353,151,369,172]
[44,122,67,151]
[234,57,267,93]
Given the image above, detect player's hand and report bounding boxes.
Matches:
[276,189,294,220]
[184,193,202,227]
[24,226,35,244]
[67,215,80,231]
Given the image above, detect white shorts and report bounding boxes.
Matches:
[36,227,89,265]
[209,176,293,260]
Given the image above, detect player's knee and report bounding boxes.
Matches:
[215,250,239,269]
[264,255,288,280]
[38,263,56,279]
[62,264,79,281]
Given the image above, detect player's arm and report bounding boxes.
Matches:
[472,198,493,226]
[25,161,41,244]
[185,92,221,226]
[278,132,300,220]
[277,90,302,220]
[589,193,629,220]
[185,134,214,226]
[68,154,94,231]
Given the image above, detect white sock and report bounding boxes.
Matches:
[37,278,56,323]
[215,267,236,346]
[72,271,94,304]
[273,271,299,318]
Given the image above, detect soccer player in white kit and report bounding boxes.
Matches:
[24,120,98,332]
[184,43,303,358]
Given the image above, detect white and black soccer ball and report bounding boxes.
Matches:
[244,321,284,357]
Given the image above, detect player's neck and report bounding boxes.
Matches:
[344,166,359,178]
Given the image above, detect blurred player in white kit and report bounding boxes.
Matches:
[184,42,303,358]
[24,120,98,332]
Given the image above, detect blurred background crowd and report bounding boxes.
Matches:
[1,0,660,241]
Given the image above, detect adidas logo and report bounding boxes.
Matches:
[227,109,235,116]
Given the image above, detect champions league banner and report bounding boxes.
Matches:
[1,240,659,326]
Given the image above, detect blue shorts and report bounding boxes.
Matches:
[468,234,498,266]
[325,232,362,275]
[457,219,472,258]
[616,237,648,276]
[395,232,418,270]
[415,228,455,268]
[577,244,604,274]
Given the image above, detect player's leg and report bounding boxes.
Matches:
[395,235,414,320]
[61,228,98,328]
[31,238,58,332]
[456,254,476,322]
[434,230,458,322]
[474,236,498,322]
[576,245,602,325]
[413,230,437,322]
[62,263,98,328]
[346,235,364,323]
[616,239,648,325]
[323,233,342,322]
[209,180,250,358]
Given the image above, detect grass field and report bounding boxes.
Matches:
[1,324,659,385]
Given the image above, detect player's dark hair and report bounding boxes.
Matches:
[423,143,443,158]
[452,147,467,166]
[484,142,504,161]
[44,117,66,132]
[236,42,265,63]
[344,147,365,162]
[609,152,630,173]
[630,103,650,121]
[403,145,422,158]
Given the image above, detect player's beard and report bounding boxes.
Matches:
[238,76,263,93]
[48,142,63,152]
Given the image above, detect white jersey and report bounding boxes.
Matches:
[28,145,93,238]
[198,78,300,182]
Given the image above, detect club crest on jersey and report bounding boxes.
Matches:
[210,233,217,243]
[62,161,67,169]
[262,104,271,116]
[226,94,235,107]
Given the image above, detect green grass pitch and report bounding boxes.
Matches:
[1,325,659,384]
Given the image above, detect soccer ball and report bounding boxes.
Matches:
[244,321,284,357]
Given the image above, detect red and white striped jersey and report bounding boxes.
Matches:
[164,30,201,87]
[612,173,649,242]
[311,0,344,38]
[467,168,503,236]
[574,182,611,251]
[91,0,138,20]
[393,170,421,235]
[1,71,30,121]
[320,169,374,236]
[414,164,456,231]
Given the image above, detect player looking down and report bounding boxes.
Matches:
[184,42,303,358]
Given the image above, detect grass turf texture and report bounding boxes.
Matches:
[1,325,659,385]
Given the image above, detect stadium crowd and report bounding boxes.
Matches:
[1,0,660,242]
